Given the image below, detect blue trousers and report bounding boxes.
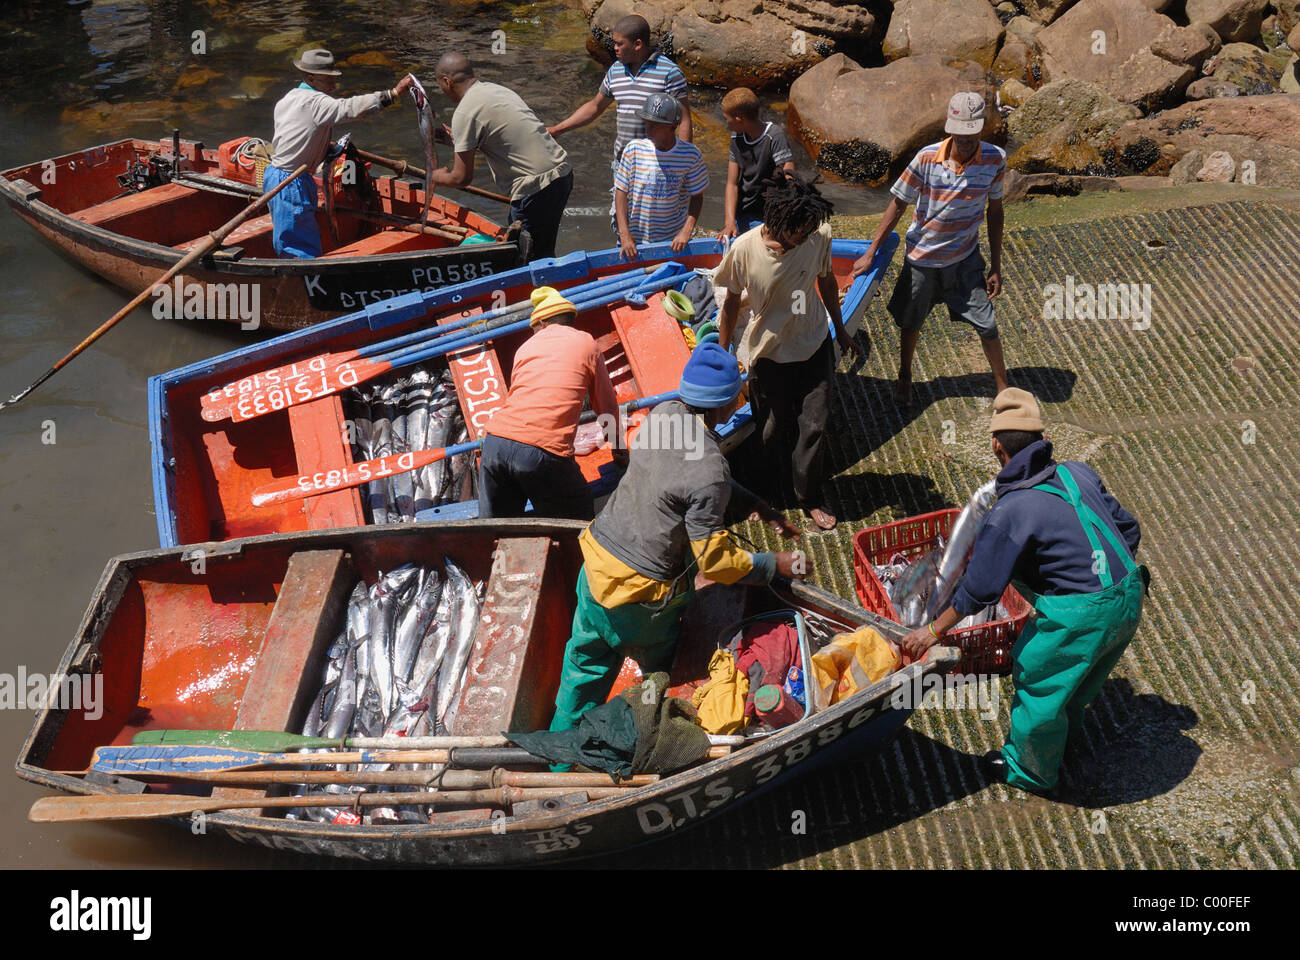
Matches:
[510,171,573,262]
[264,165,321,259]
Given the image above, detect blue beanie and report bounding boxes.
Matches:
[678,343,742,408]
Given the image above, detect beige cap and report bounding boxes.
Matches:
[945,91,985,135]
[990,388,1044,433]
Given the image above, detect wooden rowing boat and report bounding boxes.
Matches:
[15,519,959,865]
[148,235,897,547]
[0,135,523,332]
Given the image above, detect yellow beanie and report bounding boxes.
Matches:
[989,387,1045,433]
[529,286,576,327]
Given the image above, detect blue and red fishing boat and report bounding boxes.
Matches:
[148,236,897,547]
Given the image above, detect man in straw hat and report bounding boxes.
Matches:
[549,343,804,732]
[902,389,1149,796]
[849,91,1008,406]
[266,48,413,258]
[477,287,620,520]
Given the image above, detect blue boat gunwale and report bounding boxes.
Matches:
[149,235,898,547]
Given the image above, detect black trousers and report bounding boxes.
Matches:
[511,171,573,262]
[747,336,834,507]
[477,433,594,520]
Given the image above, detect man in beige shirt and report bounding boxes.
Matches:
[430,52,573,261]
[716,174,862,531]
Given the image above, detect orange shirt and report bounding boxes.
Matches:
[484,323,619,458]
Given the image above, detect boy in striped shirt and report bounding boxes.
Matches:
[547,14,691,227]
[850,92,1009,406]
[614,93,708,258]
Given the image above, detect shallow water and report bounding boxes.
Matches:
[0,0,889,868]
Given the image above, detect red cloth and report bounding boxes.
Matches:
[731,621,799,718]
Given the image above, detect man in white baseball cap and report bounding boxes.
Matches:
[849,91,1009,406]
[266,48,413,258]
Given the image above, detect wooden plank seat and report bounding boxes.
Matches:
[73,182,200,227]
[175,213,273,252]
[326,228,433,258]
[216,548,355,811]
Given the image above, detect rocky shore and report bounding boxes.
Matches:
[579,0,1300,190]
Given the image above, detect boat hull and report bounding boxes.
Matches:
[14,519,959,866]
[0,137,522,331]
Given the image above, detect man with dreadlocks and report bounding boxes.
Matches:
[715,173,863,531]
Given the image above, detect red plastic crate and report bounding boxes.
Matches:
[852,508,1032,674]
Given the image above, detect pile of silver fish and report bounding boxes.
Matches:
[874,481,1005,630]
[345,367,474,524]
[289,559,483,825]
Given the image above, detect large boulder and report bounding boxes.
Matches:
[1019,0,1080,25]
[1201,42,1287,96]
[585,0,876,89]
[1185,76,1243,98]
[1010,123,1108,173]
[883,0,1005,69]
[788,53,1001,185]
[1149,23,1221,70]
[1184,0,1268,44]
[1105,93,1300,183]
[1283,3,1300,34]
[1038,0,1197,109]
[1007,78,1142,147]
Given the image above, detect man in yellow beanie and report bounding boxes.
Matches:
[476,287,620,519]
[902,387,1148,796]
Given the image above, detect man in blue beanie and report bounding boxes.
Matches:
[549,343,806,731]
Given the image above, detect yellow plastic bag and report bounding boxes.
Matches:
[811,627,901,708]
[691,649,749,734]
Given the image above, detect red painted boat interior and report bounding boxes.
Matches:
[40,529,588,779]
[166,260,715,542]
[2,137,502,258]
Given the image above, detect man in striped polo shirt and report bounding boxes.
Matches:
[547,14,691,227]
[614,93,708,258]
[850,92,1009,406]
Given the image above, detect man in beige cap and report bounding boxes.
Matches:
[849,91,1008,406]
[902,388,1149,797]
[266,49,413,258]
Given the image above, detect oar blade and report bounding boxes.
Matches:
[92,744,282,774]
[199,351,354,420]
[131,729,335,752]
[30,793,222,824]
[249,446,458,508]
[222,357,391,424]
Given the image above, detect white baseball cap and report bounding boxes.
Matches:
[945,91,985,135]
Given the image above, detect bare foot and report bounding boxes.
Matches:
[807,506,837,531]
[893,378,912,407]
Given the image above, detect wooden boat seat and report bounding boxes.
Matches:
[216,548,355,810]
[326,228,430,257]
[286,397,366,530]
[73,182,200,227]
[174,213,273,252]
[607,292,690,399]
[450,537,572,736]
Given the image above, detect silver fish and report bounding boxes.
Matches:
[409,75,439,225]
[346,581,370,644]
[348,392,372,471]
[926,480,998,622]
[405,371,435,513]
[435,559,481,733]
[393,568,443,685]
[322,644,359,740]
[367,416,396,524]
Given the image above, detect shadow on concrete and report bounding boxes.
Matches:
[572,681,1197,869]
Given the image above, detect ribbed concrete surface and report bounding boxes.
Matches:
[592,200,1300,869]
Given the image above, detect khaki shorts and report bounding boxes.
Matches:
[887,249,998,340]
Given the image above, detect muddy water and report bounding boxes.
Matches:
[0,0,888,868]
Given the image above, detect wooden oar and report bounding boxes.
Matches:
[132,727,744,752]
[199,265,666,420]
[0,162,310,412]
[215,269,688,424]
[356,147,511,205]
[92,744,458,775]
[247,383,700,508]
[79,768,659,789]
[30,785,635,824]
